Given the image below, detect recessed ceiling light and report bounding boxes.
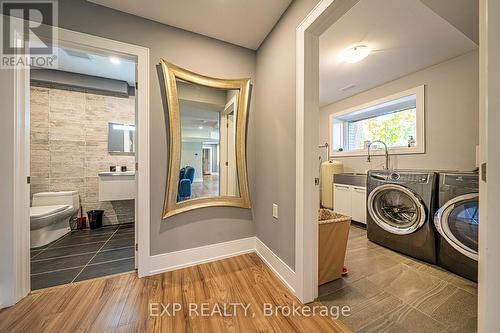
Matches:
[339,45,370,63]
[109,56,121,65]
[198,126,203,129]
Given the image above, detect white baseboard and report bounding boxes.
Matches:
[149,237,255,275]
[255,237,296,294]
[148,236,297,297]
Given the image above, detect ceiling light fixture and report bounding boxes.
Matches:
[109,56,121,65]
[199,126,203,129]
[339,45,370,63]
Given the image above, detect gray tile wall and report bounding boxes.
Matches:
[30,83,135,225]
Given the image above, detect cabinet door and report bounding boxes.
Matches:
[333,184,351,216]
[351,186,367,224]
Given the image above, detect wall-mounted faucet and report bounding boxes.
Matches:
[367,140,390,170]
[318,142,330,161]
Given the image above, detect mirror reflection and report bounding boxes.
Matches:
[108,122,135,154]
[177,79,239,202]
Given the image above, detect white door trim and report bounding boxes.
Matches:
[478,0,500,330]
[295,0,359,303]
[12,26,150,304]
[13,35,31,303]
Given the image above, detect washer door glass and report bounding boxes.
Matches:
[435,193,478,260]
[368,184,427,235]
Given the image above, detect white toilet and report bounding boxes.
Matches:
[30,191,80,248]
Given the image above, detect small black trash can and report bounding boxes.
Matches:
[87,210,104,229]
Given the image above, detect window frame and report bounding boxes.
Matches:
[329,85,425,158]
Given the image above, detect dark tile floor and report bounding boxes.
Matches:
[30,223,135,290]
[319,225,478,333]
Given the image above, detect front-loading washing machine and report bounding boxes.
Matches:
[434,172,478,282]
[367,170,438,264]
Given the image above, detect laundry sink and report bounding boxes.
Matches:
[334,173,367,187]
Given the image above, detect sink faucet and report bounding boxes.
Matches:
[367,140,389,170]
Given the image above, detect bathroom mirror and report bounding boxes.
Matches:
[108,122,135,154]
[160,60,251,218]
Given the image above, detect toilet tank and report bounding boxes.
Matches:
[32,191,79,209]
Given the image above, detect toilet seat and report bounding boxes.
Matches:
[30,205,69,219]
[30,204,72,231]
[30,191,79,248]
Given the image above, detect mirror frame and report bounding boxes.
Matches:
[160,60,252,218]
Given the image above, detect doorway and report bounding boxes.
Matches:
[29,43,139,290]
[202,146,212,175]
[10,26,150,303]
[297,0,497,330]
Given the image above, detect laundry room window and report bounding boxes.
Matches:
[329,85,425,157]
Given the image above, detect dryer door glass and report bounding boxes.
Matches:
[436,194,478,260]
[368,184,426,235]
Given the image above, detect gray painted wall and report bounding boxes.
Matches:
[254,0,321,269]
[320,50,479,173]
[56,0,256,255]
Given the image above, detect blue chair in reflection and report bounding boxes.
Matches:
[177,166,195,201]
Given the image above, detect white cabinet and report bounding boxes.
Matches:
[333,184,351,216]
[350,186,367,224]
[98,172,136,201]
[333,184,367,224]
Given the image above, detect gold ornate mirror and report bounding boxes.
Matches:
[160,60,251,218]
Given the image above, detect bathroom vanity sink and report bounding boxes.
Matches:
[98,171,136,201]
[98,171,136,177]
[334,173,367,187]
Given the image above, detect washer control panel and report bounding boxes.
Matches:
[389,173,400,181]
[371,172,430,184]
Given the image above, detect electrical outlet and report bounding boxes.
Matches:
[272,203,278,219]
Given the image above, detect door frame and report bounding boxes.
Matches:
[478,0,500,330]
[12,26,150,304]
[202,146,213,175]
[297,1,499,331]
[295,0,360,303]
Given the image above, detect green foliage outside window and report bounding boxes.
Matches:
[348,108,417,150]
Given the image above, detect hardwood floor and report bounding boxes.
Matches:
[191,174,220,199]
[0,253,350,333]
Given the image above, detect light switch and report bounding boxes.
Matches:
[272,203,278,219]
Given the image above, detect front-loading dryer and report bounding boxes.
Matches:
[367,170,438,264]
[434,172,478,282]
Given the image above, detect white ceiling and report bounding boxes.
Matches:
[180,101,220,144]
[319,0,478,106]
[421,0,479,44]
[180,100,221,130]
[87,0,292,50]
[39,46,136,85]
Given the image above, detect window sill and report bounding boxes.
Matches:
[330,146,425,158]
